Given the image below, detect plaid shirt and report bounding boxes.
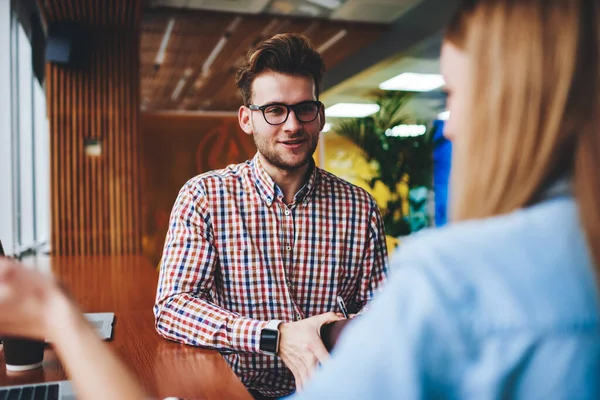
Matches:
[154,153,389,397]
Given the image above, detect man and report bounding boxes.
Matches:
[154,33,388,398]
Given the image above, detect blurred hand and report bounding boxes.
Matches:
[0,257,67,340]
[278,312,342,391]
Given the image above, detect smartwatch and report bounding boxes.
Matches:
[260,320,283,355]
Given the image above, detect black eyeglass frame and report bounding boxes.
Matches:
[247,100,323,126]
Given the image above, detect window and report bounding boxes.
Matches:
[0,2,50,257]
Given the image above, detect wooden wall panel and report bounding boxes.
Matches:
[42,1,142,255]
[139,114,257,265]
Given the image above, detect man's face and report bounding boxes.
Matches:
[238,72,325,171]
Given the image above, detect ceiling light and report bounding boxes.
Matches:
[202,17,241,77]
[261,19,280,37]
[298,4,321,16]
[203,36,227,76]
[171,68,193,101]
[325,103,380,118]
[385,125,427,138]
[317,29,347,54]
[379,73,445,92]
[155,17,175,68]
[322,123,332,133]
[307,0,344,10]
[437,110,450,120]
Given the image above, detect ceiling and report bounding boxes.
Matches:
[321,0,459,121]
[322,34,446,120]
[141,8,387,112]
[32,0,455,115]
[141,0,456,114]
[145,0,425,24]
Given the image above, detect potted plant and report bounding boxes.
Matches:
[332,90,436,237]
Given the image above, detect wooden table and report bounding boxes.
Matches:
[0,255,252,400]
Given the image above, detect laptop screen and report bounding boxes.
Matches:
[0,240,4,256]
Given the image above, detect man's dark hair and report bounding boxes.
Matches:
[235,33,326,105]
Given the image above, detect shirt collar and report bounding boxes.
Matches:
[540,176,572,201]
[252,154,276,206]
[294,161,319,205]
[251,153,320,207]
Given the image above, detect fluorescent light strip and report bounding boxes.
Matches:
[385,124,427,138]
[379,73,445,92]
[317,29,347,54]
[261,19,280,37]
[325,103,380,118]
[301,22,319,38]
[202,36,228,76]
[171,68,193,101]
[298,4,321,16]
[438,110,450,120]
[227,16,243,33]
[307,0,344,9]
[200,17,243,79]
[171,79,187,101]
[155,17,175,66]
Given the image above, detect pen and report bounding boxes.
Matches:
[336,295,349,319]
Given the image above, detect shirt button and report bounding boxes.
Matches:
[296,313,302,321]
[286,280,292,287]
[284,210,290,216]
[285,245,291,252]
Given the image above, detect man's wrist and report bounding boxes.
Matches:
[231,317,268,353]
[260,320,283,355]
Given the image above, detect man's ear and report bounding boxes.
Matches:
[239,106,253,135]
[318,102,326,132]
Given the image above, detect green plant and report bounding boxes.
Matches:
[332,90,436,237]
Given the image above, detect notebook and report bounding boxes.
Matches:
[84,312,115,340]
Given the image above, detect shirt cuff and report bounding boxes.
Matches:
[231,317,268,353]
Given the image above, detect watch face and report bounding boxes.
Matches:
[260,328,279,353]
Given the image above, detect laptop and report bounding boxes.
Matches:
[0,381,75,400]
[0,315,111,399]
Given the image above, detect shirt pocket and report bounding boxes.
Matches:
[319,243,364,298]
[296,241,347,289]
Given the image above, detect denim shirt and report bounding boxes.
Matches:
[293,192,600,399]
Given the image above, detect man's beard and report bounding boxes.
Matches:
[253,132,319,171]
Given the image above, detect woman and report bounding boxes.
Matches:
[294,0,600,398]
[1,0,599,398]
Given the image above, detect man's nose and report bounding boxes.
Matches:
[282,109,302,131]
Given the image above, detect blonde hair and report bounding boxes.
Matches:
[446,0,600,269]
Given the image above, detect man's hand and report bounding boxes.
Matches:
[278,312,342,391]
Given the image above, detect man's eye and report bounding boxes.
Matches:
[266,106,285,114]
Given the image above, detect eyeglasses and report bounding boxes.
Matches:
[247,101,322,125]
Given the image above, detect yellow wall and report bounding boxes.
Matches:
[323,133,409,215]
